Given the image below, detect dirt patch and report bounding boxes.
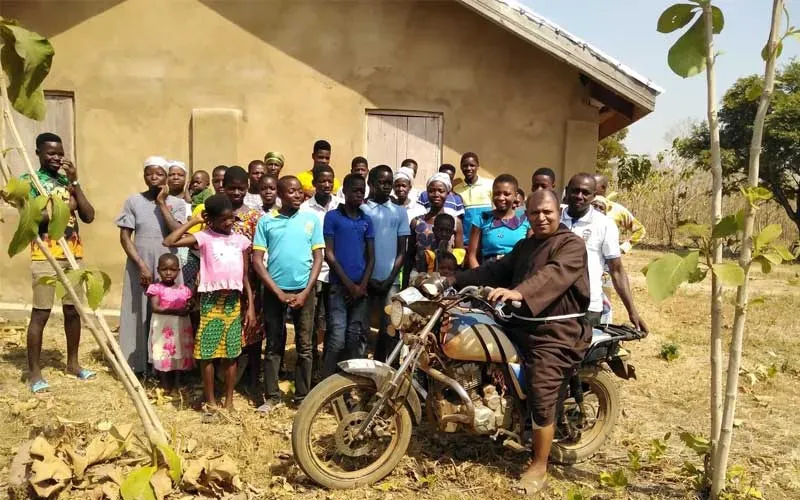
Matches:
[1,249,799,499]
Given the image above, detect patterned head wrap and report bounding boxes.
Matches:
[264,152,285,166]
[394,166,414,183]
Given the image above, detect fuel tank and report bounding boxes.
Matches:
[443,309,519,363]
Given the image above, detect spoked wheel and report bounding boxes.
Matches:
[292,373,413,489]
[550,368,619,464]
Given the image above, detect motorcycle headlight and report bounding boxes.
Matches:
[390,300,409,329]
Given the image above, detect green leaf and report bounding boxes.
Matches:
[120,465,157,500]
[772,245,795,261]
[668,17,707,78]
[711,262,745,286]
[627,449,642,472]
[754,255,773,274]
[741,186,773,206]
[750,296,765,305]
[754,224,782,251]
[7,194,47,257]
[156,444,182,483]
[679,432,711,455]
[0,23,54,121]
[678,222,711,240]
[0,177,32,206]
[84,270,106,310]
[645,251,699,301]
[711,6,724,34]
[657,4,699,33]
[599,469,628,488]
[712,214,738,238]
[760,248,783,265]
[761,40,784,62]
[47,195,70,240]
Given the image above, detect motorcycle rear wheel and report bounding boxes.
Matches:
[549,368,619,464]
[292,373,413,489]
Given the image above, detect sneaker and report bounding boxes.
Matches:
[256,398,284,415]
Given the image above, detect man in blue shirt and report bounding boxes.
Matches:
[252,176,324,412]
[362,165,410,362]
[322,174,375,377]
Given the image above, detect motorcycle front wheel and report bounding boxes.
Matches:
[291,373,414,489]
[549,368,620,464]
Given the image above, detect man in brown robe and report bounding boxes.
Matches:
[448,189,591,493]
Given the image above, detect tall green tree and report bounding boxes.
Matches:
[674,60,800,234]
[596,128,628,173]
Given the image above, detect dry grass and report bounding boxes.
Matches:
[1,249,799,499]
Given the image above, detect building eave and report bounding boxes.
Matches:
[456,0,663,123]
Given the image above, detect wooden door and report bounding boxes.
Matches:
[6,92,75,176]
[366,111,442,190]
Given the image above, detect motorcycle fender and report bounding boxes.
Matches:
[337,359,423,424]
[608,357,637,380]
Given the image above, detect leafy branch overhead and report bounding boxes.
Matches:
[658,2,724,78]
[0,18,54,121]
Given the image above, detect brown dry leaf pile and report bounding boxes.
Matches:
[1,249,799,499]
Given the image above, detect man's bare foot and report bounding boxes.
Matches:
[517,466,548,495]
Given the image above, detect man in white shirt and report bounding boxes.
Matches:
[561,174,647,332]
[299,165,343,375]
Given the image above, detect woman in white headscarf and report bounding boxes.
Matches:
[404,173,464,285]
[116,156,187,374]
[391,166,426,221]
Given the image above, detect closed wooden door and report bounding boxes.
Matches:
[366,111,442,190]
[6,92,75,176]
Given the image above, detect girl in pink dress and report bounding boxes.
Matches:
[147,253,194,389]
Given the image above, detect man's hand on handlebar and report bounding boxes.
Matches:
[628,311,649,335]
[486,287,523,304]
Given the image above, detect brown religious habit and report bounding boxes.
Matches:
[454,224,591,427]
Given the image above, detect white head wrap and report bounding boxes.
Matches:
[166,160,187,173]
[394,166,414,183]
[426,172,452,192]
[143,156,168,171]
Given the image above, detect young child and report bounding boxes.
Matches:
[322,174,375,378]
[188,170,214,210]
[253,176,324,412]
[423,213,466,273]
[147,253,194,389]
[164,194,255,416]
[260,174,279,212]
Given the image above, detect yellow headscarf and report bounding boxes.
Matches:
[264,151,285,166]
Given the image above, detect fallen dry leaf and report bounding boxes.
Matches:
[207,453,239,487]
[96,420,113,432]
[29,435,56,460]
[184,438,198,454]
[10,398,40,416]
[180,457,208,493]
[89,463,123,486]
[150,468,173,500]
[29,455,72,497]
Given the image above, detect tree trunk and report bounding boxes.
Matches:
[710,1,783,497]
[702,2,725,464]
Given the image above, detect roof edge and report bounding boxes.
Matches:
[456,0,664,113]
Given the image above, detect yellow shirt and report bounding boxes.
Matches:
[188,204,205,234]
[297,169,341,195]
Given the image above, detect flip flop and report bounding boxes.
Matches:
[31,380,50,394]
[75,369,96,380]
[515,473,548,496]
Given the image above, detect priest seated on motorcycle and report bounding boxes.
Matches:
[445,188,592,495]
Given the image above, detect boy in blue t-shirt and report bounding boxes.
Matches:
[252,176,324,412]
[322,174,375,378]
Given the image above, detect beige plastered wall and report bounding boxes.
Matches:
[0,0,599,309]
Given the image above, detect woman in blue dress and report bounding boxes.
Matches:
[466,174,530,269]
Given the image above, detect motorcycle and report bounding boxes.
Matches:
[291,278,646,489]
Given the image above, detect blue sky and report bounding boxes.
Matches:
[524,0,799,155]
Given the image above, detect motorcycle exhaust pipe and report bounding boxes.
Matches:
[424,367,475,426]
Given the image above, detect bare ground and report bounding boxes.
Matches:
[1,249,798,499]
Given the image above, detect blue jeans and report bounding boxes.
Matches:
[322,284,369,378]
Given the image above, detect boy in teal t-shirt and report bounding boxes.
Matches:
[252,176,324,413]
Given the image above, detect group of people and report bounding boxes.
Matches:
[22,133,648,435]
